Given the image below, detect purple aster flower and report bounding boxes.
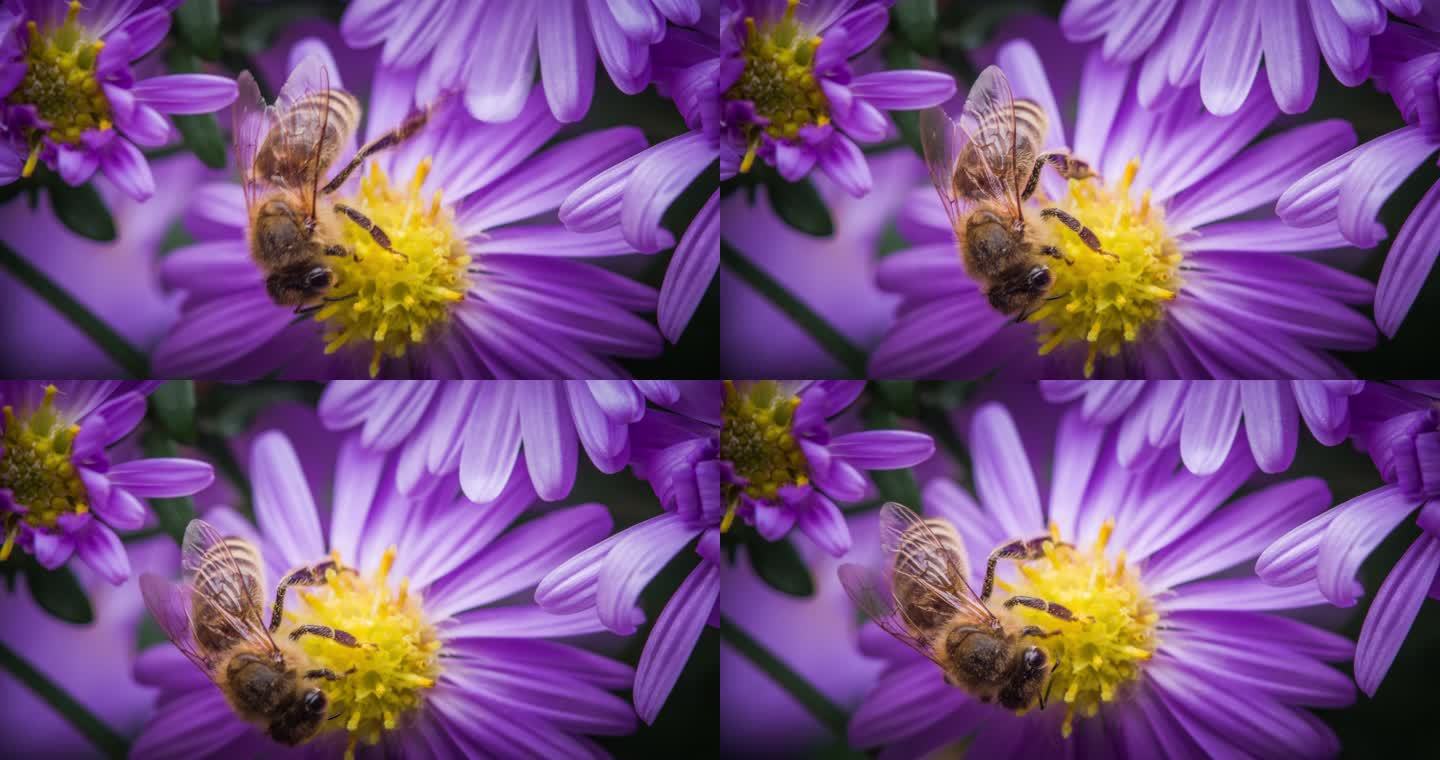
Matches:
[1040,380,1363,474]
[318,380,679,503]
[0,0,237,199]
[132,429,637,758]
[1259,381,1440,697]
[850,401,1352,755]
[720,0,956,196]
[2,536,177,755]
[0,381,213,584]
[563,15,720,342]
[1278,11,1440,336]
[151,38,663,379]
[721,380,934,556]
[538,381,721,724]
[871,35,1376,378]
[1059,0,1420,115]
[340,0,702,123]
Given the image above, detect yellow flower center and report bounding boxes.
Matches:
[1029,159,1182,377]
[725,0,829,172]
[315,157,470,377]
[7,1,112,176]
[0,385,87,560]
[292,547,440,759]
[719,380,809,523]
[999,520,1158,737]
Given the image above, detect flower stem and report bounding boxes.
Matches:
[720,240,868,376]
[0,240,150,378]
[719,613,850,738]
[0,640,129,759]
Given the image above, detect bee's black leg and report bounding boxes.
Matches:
[1023,152,1095,201]
[321,107,433,195]
[294,302,322,316]
[981,537,1066,600]
[1004,594,1080,623]
[322,244,355,262]
[1040,244,1072,265]
[269,560,352,632]
[332,203,408,261]
[1041,652,1062,709]
[290,624,360,648]
[1019,625,1060,639]
[303,667,355,681]
[1040,207,1115,259]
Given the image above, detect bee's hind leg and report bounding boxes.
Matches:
[1040,245,1072,265]
[269,560,355,632]
[981,537,1069,599]
[333,202,409,261]
[304,667,356,681]
[1040,207,1117,260]
[1019,625,1060,639]
[1004,595,1082,623]
[322,243,357,262]
[290,624,361,648]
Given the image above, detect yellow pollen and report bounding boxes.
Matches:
[1027,158,1182,377]
[720,380,809,503]
[0,385,88,558]
[290,546,440,757]
[725,0,830,163]
[997,519,1157,738]
[316,157,470,377]
[8,1,112,163]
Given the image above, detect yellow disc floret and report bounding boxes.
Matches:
[7,1,112,176]
[292,547,440,759]
[1029,158,1182,377]
[0,385,87,560]
[720,380,809,526]
[725,0,829,172]
[317,157,470,377]
[999,520,1158,737]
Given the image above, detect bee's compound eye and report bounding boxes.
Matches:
[1024,646,1046,670]
[1027,266,1051,290]
[305,267,332,290]
[304,689,326,713]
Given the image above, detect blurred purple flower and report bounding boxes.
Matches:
[1259,381,1440,697]
[563,17,720,342]
[132,430,636,758]
[318,379,679,503]
[538,381,720,724]
[722,380,934,556]
[152,39,662,379]
[872,37,1375,378]
[0,0,236,199]
[851,402,1351,756]
[1040,380,1363,474]
[1059,0,1418,115]
[1,535,177,756]
[1278,10,1440,337]
[340,0,702,123]
[0,381,212,584]
[720,0,955,196]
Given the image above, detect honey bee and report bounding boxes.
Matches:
[140,519,362,746]
[920,66,1111,320]
[839,502,1082,711]
[233,54,432,312]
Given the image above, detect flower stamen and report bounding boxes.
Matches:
[291,546,440,758]
[998,519,1158,737]
[0,384,88,559]
[7,0,112,171]
[1028,158,1182,376]
[726,0,830,167]
[720,380,808,505]
[316,157,470,377]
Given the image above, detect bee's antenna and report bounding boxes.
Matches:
[328,712,342,721]
[1041,653,1061,710]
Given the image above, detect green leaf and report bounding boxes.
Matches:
[175,0,221,59]
[747,536,815,597]
[47,181,116,242]
[766,175,835,237]
[26,564,94,624]
[151,381,197,444]
[892,0,939,55]
[174,113,228,169]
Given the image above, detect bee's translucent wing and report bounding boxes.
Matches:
[919,106,975,237]
[878,502,996,627]
[274,55,361,214]
[232,70,272,213]
[838,562,947,667]
[958,65,1050,216]
[180,519,279,657]
[139,573,214,675]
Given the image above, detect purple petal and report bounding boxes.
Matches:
[132,75,238,114]
[463,2,539,121]
[659,190,718,342]
[250,431,325,569]
[849,70,956,110]
[1377,177,1440,336]
[99,139,152,201]
[1200,0,1264,115]
[1240,381,1299,473]
[622,132,711,252]
[969,403,1044,538]
[518,382,578,501]
[634,561,717,724]
[459,383,521,503]
[826,430,934,470]
[1337,126,1437,248]
[796,493,851,556]
[1293,380,1355,445]
[1317,484,1422,606]
[815,133,871,197]
[92,481,146,531]
[114,8,171,57]
[446,605,610,639]
[597,513,699,634]
[1260,0,1319,113]
[1255,501,1347,586]
[537,0,595,122]
[106,459,214,497]
[1180,381,1242,475]
[73,521,129,584]
[1355,533,1440,696]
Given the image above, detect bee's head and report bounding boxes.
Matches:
[997,645,1050,711]
[268,687,329,746]
[265,263,334,306]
